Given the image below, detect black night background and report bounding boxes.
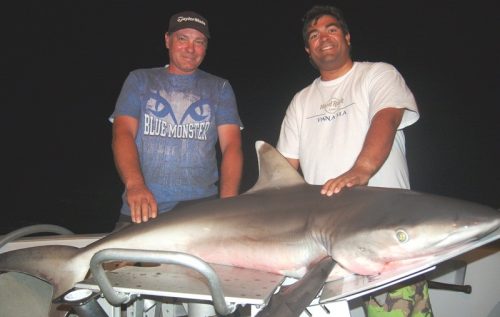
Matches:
[4,1,499,234]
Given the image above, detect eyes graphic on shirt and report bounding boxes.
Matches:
[147,97,178,124]
[179,98,210,124]
[146,94,210,124]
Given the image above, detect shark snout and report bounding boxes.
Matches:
[435,218,500,248]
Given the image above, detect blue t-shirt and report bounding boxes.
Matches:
[110,67,242,215]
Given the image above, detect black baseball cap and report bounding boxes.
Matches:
[168,11,210,39]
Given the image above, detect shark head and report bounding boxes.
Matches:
[326,187,500,276]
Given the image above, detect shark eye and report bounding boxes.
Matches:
[396,229,409,243]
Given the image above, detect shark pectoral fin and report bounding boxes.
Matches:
[256,256,336,317]
[245,141,305,194]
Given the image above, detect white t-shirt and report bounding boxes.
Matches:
[277,62,419,189]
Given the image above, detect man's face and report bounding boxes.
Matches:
[305,15,351,71]
[165,28,207,75]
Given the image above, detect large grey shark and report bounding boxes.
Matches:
[1,141,499,316]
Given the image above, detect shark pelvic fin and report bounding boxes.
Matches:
[245,141,305,194]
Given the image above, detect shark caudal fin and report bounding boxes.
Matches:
[245,141,305,194]
[0,245,90,300]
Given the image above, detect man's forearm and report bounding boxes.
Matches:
[219,145,243,198]
[352,107,403,177]
[112,125,145,189]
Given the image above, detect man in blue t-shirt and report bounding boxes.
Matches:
[110,11,243,227]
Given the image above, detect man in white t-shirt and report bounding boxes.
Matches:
[277,5,432,317]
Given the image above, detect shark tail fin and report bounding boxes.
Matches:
[245,141,305,194]
[0,245,89,299]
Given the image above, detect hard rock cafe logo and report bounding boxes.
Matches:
[307,97,353,122]
[320,97,345,114]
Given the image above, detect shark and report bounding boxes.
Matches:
[1,141,499,316]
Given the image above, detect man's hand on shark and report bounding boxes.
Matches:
[321,167,371,196]
[125,184,158,223]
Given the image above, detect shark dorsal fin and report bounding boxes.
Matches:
[245,141,305,194]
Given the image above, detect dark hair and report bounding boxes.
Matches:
[302,5,350,47]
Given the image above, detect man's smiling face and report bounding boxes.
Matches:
[305,15,351,72]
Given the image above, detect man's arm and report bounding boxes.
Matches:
[321,107,404,196]
[217,124,243,198]
[112,115,157,223]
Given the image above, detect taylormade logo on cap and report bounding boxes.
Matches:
[177,16,207,27]
[168,11,210,38]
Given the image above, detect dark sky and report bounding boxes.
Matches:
[5,1,499,234]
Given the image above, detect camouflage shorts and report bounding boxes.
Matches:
[365,280,433,317]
